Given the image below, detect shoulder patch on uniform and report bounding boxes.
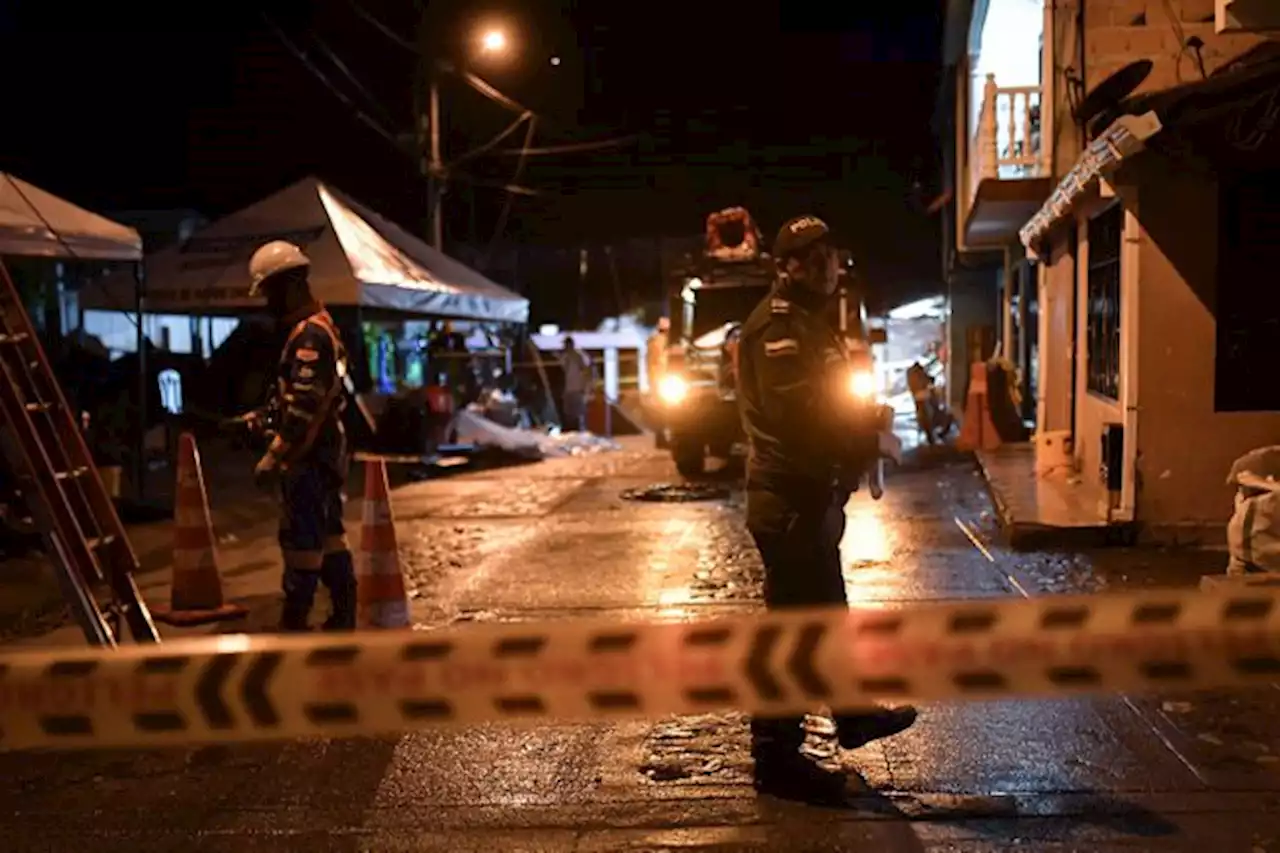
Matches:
[295,347,320,362]
[770,298,791,315]
[763,338,800,357]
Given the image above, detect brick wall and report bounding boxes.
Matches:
[1084,0,1264,94]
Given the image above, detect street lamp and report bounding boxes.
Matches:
[480,29,507,55]
[424,24,517,250]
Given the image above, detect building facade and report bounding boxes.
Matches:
[941,0,1280,540]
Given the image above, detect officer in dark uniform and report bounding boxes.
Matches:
[246,240,357,633]
[736,215,918,800]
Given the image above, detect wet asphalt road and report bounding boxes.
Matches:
[4,444,1280,851]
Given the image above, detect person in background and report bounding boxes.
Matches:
[560,335,593,432]
[646,316,670,389]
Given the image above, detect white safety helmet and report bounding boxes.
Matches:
[248,240,311,296]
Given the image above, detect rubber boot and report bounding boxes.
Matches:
[320,550,357,631]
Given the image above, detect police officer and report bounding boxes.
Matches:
[736,215,917,801]
[246,240,357,633]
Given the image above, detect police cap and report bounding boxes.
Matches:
[772,215,830,261]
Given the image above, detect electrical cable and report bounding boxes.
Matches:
[262,13,406,150]
[307,30,401,127]
[1159,0,1192,83]
[336,0,640,161]
[495,136,638,156]
[484,116,538,267]
[449,110,534,167]
[342,0,417,53]
[265,15,542,202]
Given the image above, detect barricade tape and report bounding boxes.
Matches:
[1,587,1279,752]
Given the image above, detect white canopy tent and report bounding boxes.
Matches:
[0,173,142,261]
[79,176,529,324]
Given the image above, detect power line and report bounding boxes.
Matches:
[342,0,417,53]
[261,13,405,150]
[484,116,539,266]
[441,62,533,116]
[263,14,539,199]
[449,111,534,167]
[495,136,639,156]
[307,31,400,127]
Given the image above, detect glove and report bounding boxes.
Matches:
[253,451,280,491]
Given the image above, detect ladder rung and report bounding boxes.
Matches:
[86,534,117,550]
[54,467,89,481]
[24,402,54,413]
[0,332,30,344]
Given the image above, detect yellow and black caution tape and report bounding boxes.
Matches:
[0,588,1276,751]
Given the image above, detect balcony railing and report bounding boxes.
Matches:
[968,74,1045,206]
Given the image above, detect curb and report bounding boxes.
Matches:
[971,452,1127,551]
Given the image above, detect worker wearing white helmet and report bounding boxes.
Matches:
[244,239,357,632]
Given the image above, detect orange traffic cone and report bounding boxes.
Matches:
[956,362,1001,452]
[356,459,411,629]
[151,432,248,626]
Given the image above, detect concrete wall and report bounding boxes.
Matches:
[1083,0,1264,94]
[1133,156,1280,534]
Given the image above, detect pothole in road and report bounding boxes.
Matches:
[621,483,732,502]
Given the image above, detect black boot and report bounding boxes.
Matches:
[753,749,850,805]
[320,551,357,631]
[279,568,319,632]
[836,706,918,751]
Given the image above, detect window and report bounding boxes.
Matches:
[1085,205,1122,400]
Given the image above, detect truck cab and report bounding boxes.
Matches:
[651,211,890,477]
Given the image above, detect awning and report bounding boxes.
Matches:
[80,176,529,324]
[0,174,142,261]
[1020,49,1280,252]
[1018,112,1163,252]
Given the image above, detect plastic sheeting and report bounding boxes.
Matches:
[451,410,621,461]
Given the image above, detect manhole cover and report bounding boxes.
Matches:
[620,483,730,502]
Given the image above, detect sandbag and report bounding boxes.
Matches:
[1228,488,1280,574]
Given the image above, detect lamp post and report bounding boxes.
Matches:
[423,26,513,251]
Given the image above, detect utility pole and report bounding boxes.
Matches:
[428,70,444,250]
[414,5,444,250]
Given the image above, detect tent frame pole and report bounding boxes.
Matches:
[134,262,146,502]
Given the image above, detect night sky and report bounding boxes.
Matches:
[0,2,943,319]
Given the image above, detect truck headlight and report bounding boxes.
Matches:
[849,369,876,400]
[658,375,689,405]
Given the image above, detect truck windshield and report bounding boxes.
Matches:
[675,284,772,341]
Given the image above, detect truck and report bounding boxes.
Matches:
[650,207,889,478]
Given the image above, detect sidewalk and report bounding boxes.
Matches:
[975,442,1116,549]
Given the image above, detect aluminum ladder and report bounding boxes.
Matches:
[0,259,158,646]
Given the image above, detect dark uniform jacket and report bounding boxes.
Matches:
[268,302,349,475]
[736,282,874,489]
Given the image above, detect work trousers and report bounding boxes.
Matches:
[745,479,872,757]
[278,461,356,632]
